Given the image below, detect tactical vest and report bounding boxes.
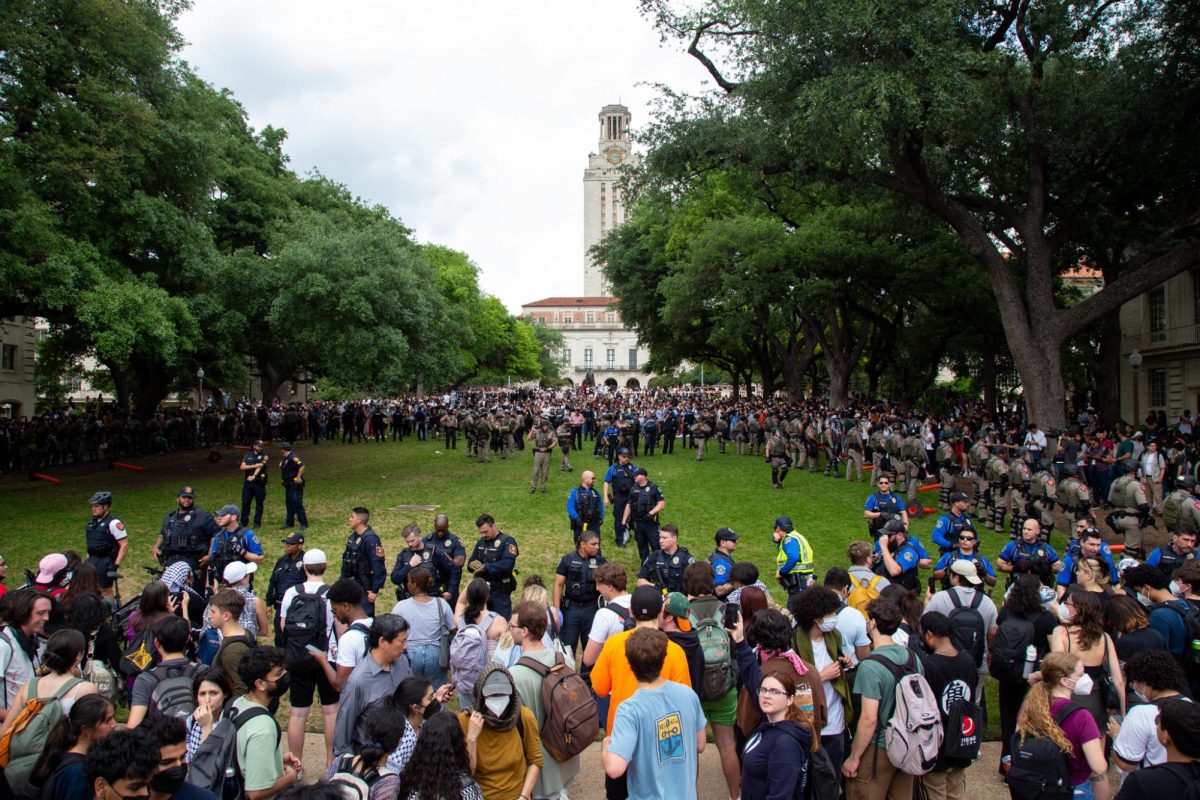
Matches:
[535,430,554,450]
[1155,545,1196,577]
[776,532,813,576]
[647,548,692,593]
[343,532,371,585]
[985,457,1007,482]
[575,489,601,527]
[85,514,117,557]
[1164,490,1188,531]
[395,548,435,600]
[610,464,636,495]
[968,445,986,470]
[936,442,954,466]
[1110,476,1135,508]
[1008,462,1031,490]
[939,513,971,548]
[562,553,600,604]
[630,484,658,517]
[1034,472,1056,501]
[211,529,248,577]
[473,535,516,589]
[1010,541,1054,579]
[869,430,885,451]
[902,436,924,461]
[161,511,205,557]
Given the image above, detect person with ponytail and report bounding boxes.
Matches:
[27,693,116,800]
[384,676,444,775]
[0,629,96,738]
[740,669,815,800]
[325,704,405,800]
[1020,652,1112,800]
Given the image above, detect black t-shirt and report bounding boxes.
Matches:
[1114,762,1200,800]
[917,649,980,770]
[1115,626,1169,662]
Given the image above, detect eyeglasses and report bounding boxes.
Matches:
[959,537,976,542]
[757,686,790,699]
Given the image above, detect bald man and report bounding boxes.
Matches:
[568,470,605,546]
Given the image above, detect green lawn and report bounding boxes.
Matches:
[1,436,1026,735]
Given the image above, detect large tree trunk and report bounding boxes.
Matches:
[258,360,286,404]
[1094,316,1122,424]
[102,360,132,412]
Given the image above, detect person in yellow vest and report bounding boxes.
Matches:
[772,515,814,597]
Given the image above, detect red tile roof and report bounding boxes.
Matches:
[521,296,618,307]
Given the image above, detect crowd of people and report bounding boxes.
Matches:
[3,386,1200,800]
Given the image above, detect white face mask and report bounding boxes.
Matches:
[818,616,838,633]
[1070,674,1094,696]
[1057,604,1073,623]
[484,695,510,718]
[1137,592,1152,607]
[1170,581,1184,597]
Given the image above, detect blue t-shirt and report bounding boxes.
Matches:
[607,681,706,800]
[873,536,930,573]
[1148,601,1190,657]
[934,550,997,578]
[209,528,264,559]
[1057,551,1118,586]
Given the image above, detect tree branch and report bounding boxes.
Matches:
[981,0,1027,52]
[687,24,741,93]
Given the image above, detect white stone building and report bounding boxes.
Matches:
[0,317,38,418]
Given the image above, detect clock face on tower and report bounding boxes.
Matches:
[604,146,624,165]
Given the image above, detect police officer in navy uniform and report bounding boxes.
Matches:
[341,506,387,614]
[85,491,128,597]
[623,467,666,562]
[208,503,266,586]
[567,470,604,547]
[424,514,466,603]
[266,532,307,645]
[930,492,974,554]
[863,476,909,541]
[997,518,1062,588]
[154,485,220,583]
[708,527,739,598]
[637,524,695,594]
[279,442,308,531]
[391,523,454,601]
[467,513,519,619]
[553,529,608,655]
[239,439,270,528]
[604,448,638,548]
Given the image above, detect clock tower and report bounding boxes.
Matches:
[583,104,638,297]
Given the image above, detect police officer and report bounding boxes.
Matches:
[341,506,386,614]
[239,439,270,529]
[1146,528,1199,581]
[637,524,695,594]
[1029,459,1059,543]
[553,530,608,654]
[692,417,712,461]
[209,503,266,587]
[604,448,638,548]
[772,515,815,596]
[1058,463,1094,523]
[932,525,997,590]
[936,434,958,509]
[967,440,991,517]
[930,492,974,554]
[528,417,556,494]
[997,519,1062,588]
[556,418,574,471]
[1007,448,1033,539]
[708,527,739,598]
[1163,476,1200,535]
[154,485,220,580]
[822,421,842,478]
[467,513,519,619]
[873,518,932,592]
[984,447,1010,532]
[266,532,307,645]
[623,467,666,562]
[391,523,454,601]
[441,409,458,449]
[845,417,866,482]
[279,442,308,531]
[1108,459,1151,558]
[85,491,128,597]
[567,470,604,546]
[424,514,467,602]
[864,477,909,541]
[1056,524,1118,598]
[766,428,790,490]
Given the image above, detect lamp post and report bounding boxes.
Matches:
[1129,350,1142,424]
[196,367,205,409]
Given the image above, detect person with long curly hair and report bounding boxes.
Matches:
[1014,652,1110,800]
[325,703,406,800]
[397,710,484,800]
[1051,590,1125,733]
[995,575,1058,772]
[788,586,853,776]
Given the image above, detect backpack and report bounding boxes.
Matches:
[804,743,839,800]
[865,650,942,775]
[692,609,735,702]
[847,574,882,617]
[197,627,221,666]
[0,677,83,793]
[82,634,119,704]
[940,693,984,763]
[186,704,278,799]
[1005,702,1082,800]
[989,615,1037,684]
[329,753,382,800]
[283,584,330,671]
[449,614,493,698]
[515,653,600,761]
[1154,601,1200,665]
[148,662,201,719]
[608,601,636,632]
[120,627,158,677]
[946,590,987,667]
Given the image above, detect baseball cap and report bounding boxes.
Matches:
[774,515,794,532]
[617,447,630,456]
[253,439,264,446]
[949,559,982,586]
[663,592,692,632]
[36,553,68,584]
[216,504,240,517]
[883,519,907,535]
[634,467,648,478]
[280,441,293,450]
[1118,557,1141,577]
[179,485,196,498]
[302,549,327,566]
[630,585,664,620]
[950,491,970,503]
[281,532,305,545]
[223,561,257,584]
[715,527,740,543]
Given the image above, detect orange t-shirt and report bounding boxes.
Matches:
[590,628,693,731]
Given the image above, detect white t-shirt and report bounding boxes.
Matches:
[587,594,632,645]
[335,617,374,670]
[834,606,869,663]
[279,580,335,658]
[810,637,845,736]
[0,627,37,711]
[1113,696,1193,771]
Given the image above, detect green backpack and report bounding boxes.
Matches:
[0,676,83,793]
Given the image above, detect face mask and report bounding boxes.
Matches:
[484,695,510,717]
[1132,686,1149,703]
[1071,674,1094,696]
[818,616,838,633]
[104,784,149,800]
[61,571,73,587]
[1137,592,1152,607]
[423,700,441,720]
[267,674,291,699]
[1057,604,1073,623]
[149,765,187,795]
[1170,581,1184,597]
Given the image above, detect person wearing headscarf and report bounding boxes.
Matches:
[458,664,542,800]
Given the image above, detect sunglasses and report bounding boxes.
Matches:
[959,537,977,542]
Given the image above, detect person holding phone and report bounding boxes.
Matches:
[788,586,854,778]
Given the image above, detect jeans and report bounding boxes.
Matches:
[406,642,447,687]
[1073,781,1096,800]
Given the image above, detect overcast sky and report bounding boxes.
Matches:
[176,2,709,313]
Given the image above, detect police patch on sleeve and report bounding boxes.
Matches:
[375,545,385,558]
[508,543,518,556]
[116,522,126,531]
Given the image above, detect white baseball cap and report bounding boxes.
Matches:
[223,561,258,584]
[302,549,327,566]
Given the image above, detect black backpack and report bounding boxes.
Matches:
[283,585,330,671]
[1006,703,1083,800]
[947,590,987,667]
[989,615,1037,684]
[1154,601,1200,665]
[804,744,839,800]
[608,601,637,632]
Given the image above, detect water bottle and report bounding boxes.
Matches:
[1022,644,1037,677]
[222,767,239,800]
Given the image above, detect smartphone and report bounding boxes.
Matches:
[723,604,740,629]
[305,644,324,655]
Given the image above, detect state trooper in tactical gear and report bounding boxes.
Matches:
[708,527,739,598]
[424,513,467,602]
[553,529,608,654]
[1029,459,1059,544]
[1006,449,1034,539]
[555,418,574,471]
[603,448,638,548]
[566,470,604,547]
[209,503,265,588]
[527,417,556,494]
[239,439,270,529]
[1163,475,1200,535]
[997,518,1063,588]
[467,513,519,619]
[390,523,455,601]
[1058,463,1094,522]
[279,442,308,531]
[636,524,695,594]
[765,428,790,489]
[154,485,220,583]
[936,434,958,509]
[1108,459,1151,558]
[844,417,866,482]
[967,438,991,516]
[863,477,909,541]
[732,414,748,456]
[692,417,712,461]
[822,420,842,478]
[1145,525,1199,581]
[898,427,925,507]
[85,491,128,596]
[984,446,1010,532]
[930,492,973,554]
[623,467,666,562]
[266,531,307,645]
[772,515,815,596]
[340,506,387,614]
[869,422,888,486]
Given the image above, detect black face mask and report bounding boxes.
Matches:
[104,783,149,800]
[149,764,187,795]
[267,674,291,698]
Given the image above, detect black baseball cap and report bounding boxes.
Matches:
[281,532,305,545]
[715,527,740,543]
[950,491,970,503]
[634,467,648,478]
[280,441,293,450]
[774,515,794,532]
[617,447,631,456]
[179,485,196,498]
[630,586,664,620]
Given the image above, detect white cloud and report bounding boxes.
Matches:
[176,1,709,312]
